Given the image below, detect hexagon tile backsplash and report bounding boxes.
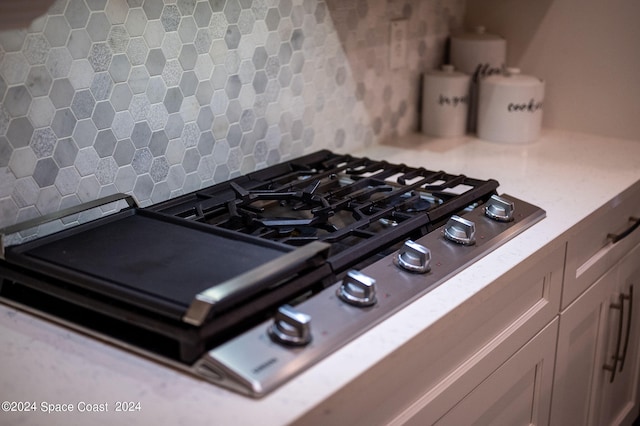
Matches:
[0,0,463,231]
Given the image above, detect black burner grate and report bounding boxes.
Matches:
[153,150,499,272]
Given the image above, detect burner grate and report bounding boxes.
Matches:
[152,150,499,272]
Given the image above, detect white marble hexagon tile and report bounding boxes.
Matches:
[0,0,463,236]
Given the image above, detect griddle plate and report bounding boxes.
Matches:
[6,211,295,319]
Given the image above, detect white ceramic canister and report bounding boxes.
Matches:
[422,65,471,137]
[477,68,545,144]
[450,26,507,132]
[450,26,506,79]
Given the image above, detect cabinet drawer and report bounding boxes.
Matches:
[293,240,564,426]
[563,180,640,309]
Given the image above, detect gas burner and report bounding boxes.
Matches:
[231,181,332,228]
[388,191,444,213]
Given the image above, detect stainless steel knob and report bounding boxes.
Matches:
[443,215,476,245]
[337,270,377,307]
[485,194,515,222]
[268,304,312,346]
[394,240,431,273]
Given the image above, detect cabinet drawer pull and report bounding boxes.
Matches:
[619,285,633,371]
[603,287,633,382]
[603,293,626,382]
[608,216,640,244]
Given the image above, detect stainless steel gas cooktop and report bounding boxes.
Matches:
[0,150,545,397]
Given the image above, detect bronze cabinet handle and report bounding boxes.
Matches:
[619,285,633,372]
[603,293,626,383]
[603,286,633,382]
[608,216,640,244]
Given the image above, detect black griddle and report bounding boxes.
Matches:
[4,208,326,321]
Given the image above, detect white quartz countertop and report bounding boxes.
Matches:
[2,129,640,425]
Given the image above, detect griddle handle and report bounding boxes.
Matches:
[1,193,138,256]
[183,241,331,326]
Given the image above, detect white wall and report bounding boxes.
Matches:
[465,0,640,141]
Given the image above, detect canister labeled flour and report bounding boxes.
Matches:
[450,26,506,80]
[477,68,545,144]
[450,26,506,132]
[422,65,470,137]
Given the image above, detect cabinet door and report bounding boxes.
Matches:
[595,243,640,426]
[550,265,617,426]
[403,319,558,426]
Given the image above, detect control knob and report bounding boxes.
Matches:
[268,304,312,346]
[485,194,515,222]
[394,240,431,273]
[443,215,476,245]
[337,270,377,307]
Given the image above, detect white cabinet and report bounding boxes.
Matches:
[597,245,640,426]
[552,237,640,426]
[551,180,640,425]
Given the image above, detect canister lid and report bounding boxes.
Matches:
[424,65,470,80]
[482,67,544,87]
[451,26,505,42]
